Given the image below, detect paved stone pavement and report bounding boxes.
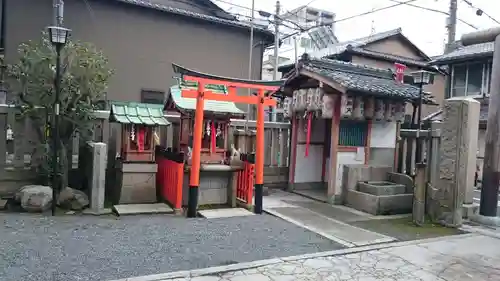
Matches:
[153,233,500,281]
[261,190,396,247]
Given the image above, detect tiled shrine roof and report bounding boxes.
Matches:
[279,57,436,104]
[110,101,170,125]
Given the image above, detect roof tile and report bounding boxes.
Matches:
[169,86,244,115]
[431,42,494,64]
[116,0,273,37]
[110,102,170,125]
[289,58,436,103]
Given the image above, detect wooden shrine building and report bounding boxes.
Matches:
[163,79,246,206]
[274,55,435,203]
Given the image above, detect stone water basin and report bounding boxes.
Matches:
[358,181,407,196]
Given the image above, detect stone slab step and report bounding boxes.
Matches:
[358,182,406,196]
[265,206,396,247]
[0,199,7,210]
[113,203,173,215]
[198,208,254,219]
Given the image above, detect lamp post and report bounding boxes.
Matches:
[410,69,434,225]
[47,25,70,216]
[410,70,435,143]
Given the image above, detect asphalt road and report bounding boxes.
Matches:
[0,213,343,281]
[473,189,500,206]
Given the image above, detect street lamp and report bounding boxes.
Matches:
[47,25,70,216]
[410,70,435,162]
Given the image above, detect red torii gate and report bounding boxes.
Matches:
[172,64,282,217]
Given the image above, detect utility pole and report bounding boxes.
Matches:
[462,28,500,217]
[245,0,254,127]
[53,0,64,26]
[0,0,7,104]
[445,0,458,51]
[271,0,280,122]
[294,36,298,63]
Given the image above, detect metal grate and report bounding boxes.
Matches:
[338,120,368,147]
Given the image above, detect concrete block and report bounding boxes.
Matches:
[387,172,414,193]
[0,199,7,210]
[198,208,254,219]
[346,190,413,216]
[182,171,231,206]
[369,166,392,181]
[469,214,500,227]
[345,190,379,215]
[113,203,173,215]
[341,165,371,204]
[357,181,406,196]
[119,171,157,204]
[461,203,479,218]
[378,194,413,215]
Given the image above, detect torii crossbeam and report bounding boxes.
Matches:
[172,63,282,217]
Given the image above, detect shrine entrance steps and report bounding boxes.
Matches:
[112,203,174,216]
[261,189,397,248]
[198,208,254,219]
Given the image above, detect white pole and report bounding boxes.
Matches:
[245,0,255,131]
[271,0,281,122]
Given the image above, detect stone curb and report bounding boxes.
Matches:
[107,233,477,281]
[469,214,500,227]
[460,224,500,240]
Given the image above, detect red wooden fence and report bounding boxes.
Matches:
[156,147,184,210]
[236,153,255,205]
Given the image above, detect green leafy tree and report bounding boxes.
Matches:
[7,31,114,188]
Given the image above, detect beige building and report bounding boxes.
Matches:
[5,0,274,109]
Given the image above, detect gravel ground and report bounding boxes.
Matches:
[0,213,342,281]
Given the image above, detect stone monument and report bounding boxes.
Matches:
[430,97,479,226]
[84,142,108,215]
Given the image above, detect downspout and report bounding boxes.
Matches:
[258,41,264,80]
[444,64,452,99]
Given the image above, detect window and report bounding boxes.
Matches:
[467,63,483,96]
[451,62,492,97]
[452,65,466,97]
[141,89,165,104]
[338,120,369,147]
[300,37,311,49]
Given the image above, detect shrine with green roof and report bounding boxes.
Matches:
[165,79,245,164]
[108,101,170,205]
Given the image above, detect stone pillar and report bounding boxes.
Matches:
[436,97,479,226]
[87,142,107,214]
[413,163,426,225]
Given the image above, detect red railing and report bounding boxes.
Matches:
[236,153,255,205]
[156,147,184,210]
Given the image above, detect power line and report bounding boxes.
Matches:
[212,0,327,26]
[279,0,421,42]
[461,0,500,25]
[387,0,478,29]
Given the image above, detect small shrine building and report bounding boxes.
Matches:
[275,55,435,203]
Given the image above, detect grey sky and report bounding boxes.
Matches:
[214,0,500,56]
